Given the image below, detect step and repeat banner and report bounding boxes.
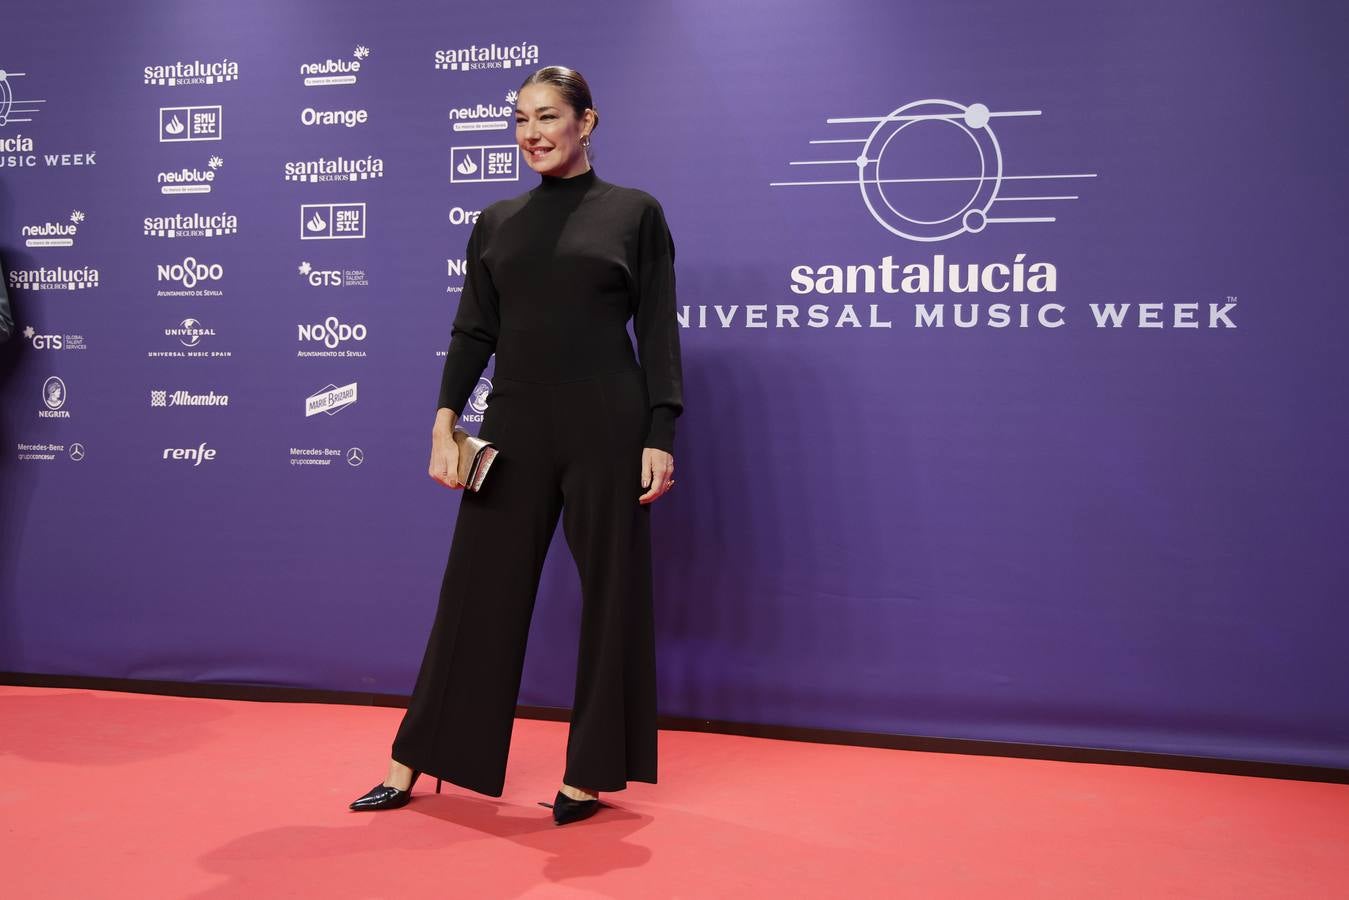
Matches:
[2,1,1345,767]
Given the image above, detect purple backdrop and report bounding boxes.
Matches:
[2,0,1346,768]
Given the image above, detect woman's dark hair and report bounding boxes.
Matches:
[518,66,600,135]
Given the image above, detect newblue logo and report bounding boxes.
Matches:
[301,45,369,87]
[158,155,222,194]
[22,210,84,247]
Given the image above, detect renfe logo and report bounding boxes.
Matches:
[163,442,217,465]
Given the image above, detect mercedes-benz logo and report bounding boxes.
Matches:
[346,447,364,467]
[68,442,86,462]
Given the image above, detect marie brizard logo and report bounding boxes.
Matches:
[771,99,1096,242]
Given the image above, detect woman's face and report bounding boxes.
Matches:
[515,83,593,178]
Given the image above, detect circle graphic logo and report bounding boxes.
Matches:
[857,100,1001,242]
[43,376,67,410]
[346,447,365,467]
[68,442,85,462]
[468,377,492,416]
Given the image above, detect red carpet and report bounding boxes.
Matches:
[2,686,1346,898]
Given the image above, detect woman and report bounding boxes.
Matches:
[349,66,683,826]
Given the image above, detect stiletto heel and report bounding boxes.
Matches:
[436,778,442,794]
[349,770,422,811]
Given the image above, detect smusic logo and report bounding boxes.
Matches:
[451,145,519,183]
[160,105,222,142]
[144,58,239,87]
[143,211,238,239]
[301,203,365,240]
[22,210,84,248]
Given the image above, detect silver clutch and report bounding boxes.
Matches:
[452,427,499,492]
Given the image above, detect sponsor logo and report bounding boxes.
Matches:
[305,382,358,417]
[144,58,239,87]
[448,206,481,226]
[39,376,70,418]
[434,41,539,72]
[160,105,222,142]
[284,154,384,183]
[7,265,101,291]
[158,155,222,194]
[150,389,230,407]
[143,211,238,238]
[287,446,364,467]
[772,98,1096,242]
[449,90,515,132]
[163,442,216,465]
[0,70,97,169]
[446,258,466,293]
[451,144,519,183]
[156,256,224,296]
[460,377,492,424]
[299,106,368,128]
[301,45,369,87]
[301,203,365,240]
[149,318,231,358]
[22,326,88,351]
[22,210,84,248]
[15,441,84,462]
[297,316,369,357]
[297,260,367,288]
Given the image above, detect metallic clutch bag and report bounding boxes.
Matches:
[452,427,498,492]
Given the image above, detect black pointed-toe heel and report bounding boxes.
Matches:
[349,770,429,811]
[547,789,601,826]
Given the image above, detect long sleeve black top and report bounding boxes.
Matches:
[437,167,684,452]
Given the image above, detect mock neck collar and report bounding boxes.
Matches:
[538,166,597,193]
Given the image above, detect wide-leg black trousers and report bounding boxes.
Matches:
[391,367,658,797]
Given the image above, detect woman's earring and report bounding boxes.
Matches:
[581,135,591,150]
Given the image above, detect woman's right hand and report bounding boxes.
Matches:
[429,409,463,489]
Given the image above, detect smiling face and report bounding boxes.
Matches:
[515,82,595,178]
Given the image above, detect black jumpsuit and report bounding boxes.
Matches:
[391,167,683,796]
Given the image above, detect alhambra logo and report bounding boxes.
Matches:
[771,98,1096,242]
[301,45,369,87]
[143,211,238,239]
[449,91,515,132]
[434,41,539,72]
[284,154,384,183]
[158,155,222,194]
[144,58,239,87]
[22,210,84,248]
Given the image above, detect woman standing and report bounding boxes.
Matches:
[350,66,682,825]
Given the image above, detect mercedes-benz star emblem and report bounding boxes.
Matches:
[68,442,86,462]
[346,447,364,467]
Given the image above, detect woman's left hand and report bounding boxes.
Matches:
[638,448,675,505]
